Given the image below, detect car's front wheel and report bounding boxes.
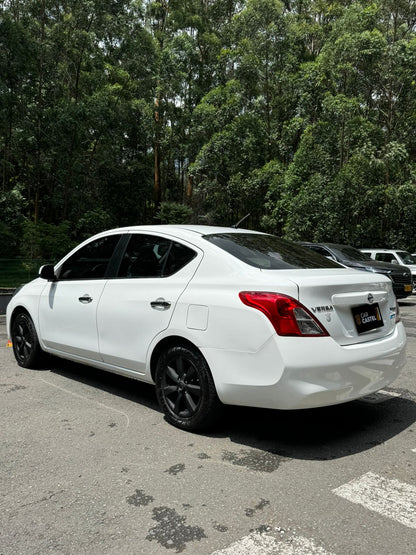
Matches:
[155,344,222,431]
[11,312,45,369]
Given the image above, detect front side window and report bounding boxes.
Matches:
[203,233,341,270]
[397,251,416,264]
[117,234,197,278]
[58,235,121,280]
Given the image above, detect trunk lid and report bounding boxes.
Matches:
[264,268,397,345]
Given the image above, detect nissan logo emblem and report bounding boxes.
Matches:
[368,293,374,304]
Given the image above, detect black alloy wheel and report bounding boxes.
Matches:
[155,344,222,431]
[11,312,44,368]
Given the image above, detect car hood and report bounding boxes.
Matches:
[339,259,408,274]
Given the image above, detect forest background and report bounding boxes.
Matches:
[1,0,416,261]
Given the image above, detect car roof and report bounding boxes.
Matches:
[101,224,265,240]
[361,248,408,252]
[299,242,353,250]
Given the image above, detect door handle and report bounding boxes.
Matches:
[79,295,93,304]
[151,298,171,311]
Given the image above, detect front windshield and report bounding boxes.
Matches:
[331,245,371,262]
[397,251,416,264]
[203,233,342,270]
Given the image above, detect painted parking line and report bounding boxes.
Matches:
[212,531,334,554]
[333,472,416,529]
[360,390,401,404]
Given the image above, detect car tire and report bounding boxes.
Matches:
[155,344,222,431]
[11,312,45,369]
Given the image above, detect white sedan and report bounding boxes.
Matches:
[7,225,406,431]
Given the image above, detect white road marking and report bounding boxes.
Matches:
[38,376,131,428]
[360,390,401,403]
[212,531,334,554]
[333,472,416,529]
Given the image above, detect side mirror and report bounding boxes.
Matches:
[39,264,57,281]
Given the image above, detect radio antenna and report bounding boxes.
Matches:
[232,213,251,229]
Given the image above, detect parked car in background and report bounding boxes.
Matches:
[299,242,413,299]
[7,227,406,431]
[361,249,416,291]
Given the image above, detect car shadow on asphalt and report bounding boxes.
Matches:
[45,356,416,462]
[215,391,416,462]
[47,357,160,411]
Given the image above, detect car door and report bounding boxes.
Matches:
[97,233,202,373]
[38,234,123,360]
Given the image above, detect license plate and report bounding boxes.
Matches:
[352,303,384,333]
[405,284,412,292]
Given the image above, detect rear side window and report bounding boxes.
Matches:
[58,235,122,280]
[163,242,197,276]
[117,234,197,278]
[203,233,341,270]
[375,253,396,263]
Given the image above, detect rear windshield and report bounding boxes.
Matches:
[203,233,342,270]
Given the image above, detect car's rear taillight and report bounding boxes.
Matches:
[239,292,329,337]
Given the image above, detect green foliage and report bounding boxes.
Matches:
[75,209,114,240]
[156,202,193,224]
[1,0,416,251]
[0,223,17,258]
[21,221,75,260]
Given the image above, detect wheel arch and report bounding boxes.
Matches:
[9,305,32,327]
[149,335,205,382]
[8,305,41,346]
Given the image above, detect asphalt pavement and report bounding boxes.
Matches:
[0,301,415,555]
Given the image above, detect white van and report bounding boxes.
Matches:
[361,249,416,291]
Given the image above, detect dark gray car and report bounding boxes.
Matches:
[299,242,413,299]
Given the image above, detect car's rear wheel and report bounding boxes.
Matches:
[155,344,222,431]
[11,312,44,369]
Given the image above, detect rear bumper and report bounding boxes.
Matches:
[202,323,406,410]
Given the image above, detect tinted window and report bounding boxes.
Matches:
[58,235,121,280]
[397,251,416,264]
[117,234,196,278]
[375,253,396,263]
[331,245,371,262]
[163,242,197,276]
[203,233,341,269]
[307,245,333,258]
